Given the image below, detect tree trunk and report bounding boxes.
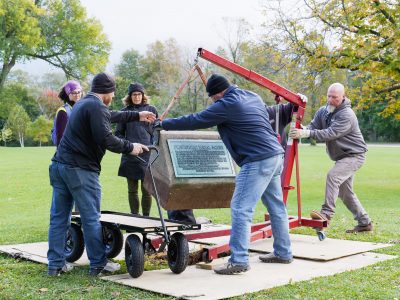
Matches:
[0,55,17,91]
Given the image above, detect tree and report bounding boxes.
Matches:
[6,105,31,147]
[266,0,400,119]
[1,126,12,146]
[0,0,110,91]
[141,39,186,115]
[113,49,144,110]
[36,88,61,119]
[218,17,252,65]
[27,115,52,146]
[0,81,40,128]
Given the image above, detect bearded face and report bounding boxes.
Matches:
[102,92,115,106]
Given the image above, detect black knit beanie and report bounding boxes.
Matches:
[206,74,230,96]
[128,82,145,95]
[90,72,116,94]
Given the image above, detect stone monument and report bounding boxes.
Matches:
[143,130,237,210]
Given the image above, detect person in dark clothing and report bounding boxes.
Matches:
[154,74,293,275]
[168,97,307,224]
[47,73,156,277]
[115,83,158,216]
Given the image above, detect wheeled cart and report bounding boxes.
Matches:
[64,147,201,278]
[65,211,200,278]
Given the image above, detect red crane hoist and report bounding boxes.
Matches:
[152,48,328,262]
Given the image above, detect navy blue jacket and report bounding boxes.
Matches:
[162,86,284,166]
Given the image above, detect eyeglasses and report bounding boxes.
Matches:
[132,92,142,96]
[70,91,82,95]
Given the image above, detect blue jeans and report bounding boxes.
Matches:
[47,162,106,271]
[229,154,292,265]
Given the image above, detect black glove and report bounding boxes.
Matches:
[153,119,163,131]
[150,119,163,146]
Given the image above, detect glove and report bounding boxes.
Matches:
[130,143,149,156]
[139,111,156,123]
[152,119,163,131]
[297,93,308,103]
[289,128,310,139]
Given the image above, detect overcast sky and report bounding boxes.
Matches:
[17,0,273,76]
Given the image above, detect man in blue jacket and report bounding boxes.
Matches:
[156,74,293,275]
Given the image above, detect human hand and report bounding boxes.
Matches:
[297,93,308,103]
[139,111,156,123]
[289,128,310,139]
[130,143,149,156]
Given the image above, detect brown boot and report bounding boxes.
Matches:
[310,210,331,223]
[346,223,373,233]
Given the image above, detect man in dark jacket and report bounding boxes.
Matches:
[47,73,155,277]
[167,97,306,224]
[289,83,371,233]
[155,74,293,275]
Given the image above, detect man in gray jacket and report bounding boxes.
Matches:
[289,83,372,233]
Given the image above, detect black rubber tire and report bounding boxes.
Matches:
[65,223,84,263]
[125,234,144,278]
[201,250,213,263]
[167,232,189,274]
[103,225,124,258]
[317,231,327,241]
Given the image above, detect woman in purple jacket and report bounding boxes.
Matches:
[52,80,82,147]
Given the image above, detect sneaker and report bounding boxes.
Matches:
[48,263,74,276]
[89,260,121,276]
[346,222,373,233]
[259,252,293,264]
[214,262,250,275]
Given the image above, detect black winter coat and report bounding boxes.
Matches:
[115,103,158,179]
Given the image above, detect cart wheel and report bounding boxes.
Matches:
[103,225,123,258]
[201,250,213,263]
[317,231,326,241]
[65,223,84,262]
[167,233,189,274]
[125,235,144,278]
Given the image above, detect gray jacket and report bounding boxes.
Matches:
[308,98,367,161]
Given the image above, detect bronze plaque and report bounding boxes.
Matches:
[167,139,236,178]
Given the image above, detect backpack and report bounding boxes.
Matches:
[51,103,72,145]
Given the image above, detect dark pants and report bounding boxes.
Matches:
[127,179,152,216]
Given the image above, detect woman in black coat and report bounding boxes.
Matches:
[115,83,158,216]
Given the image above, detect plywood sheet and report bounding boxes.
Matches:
[102,252,396,300]
[193,233,393,261]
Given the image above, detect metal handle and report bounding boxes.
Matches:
[135,146,159,166]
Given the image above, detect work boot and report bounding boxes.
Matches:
[214,262,250,275]
[346,223,373,234]
[310,210,331,224]
[259,252,293,264]
[89,260,121,276]
[48,263,74,276]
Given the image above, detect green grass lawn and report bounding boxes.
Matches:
[0,145,399,299]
